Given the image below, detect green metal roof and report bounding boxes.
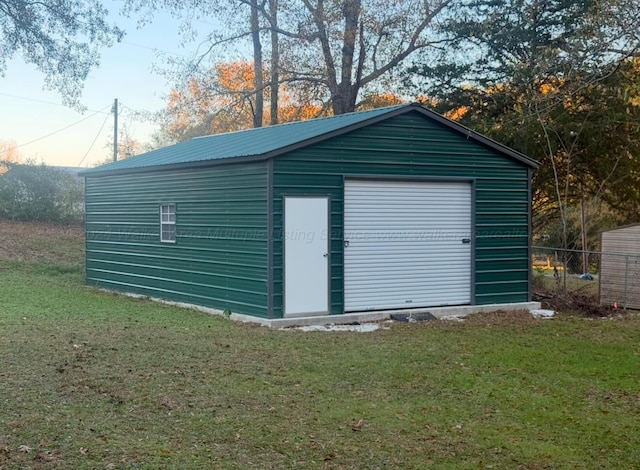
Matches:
[81,103,538,175]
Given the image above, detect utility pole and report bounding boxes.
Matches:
[112,98,118,162]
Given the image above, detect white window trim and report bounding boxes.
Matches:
[160,203,176,243]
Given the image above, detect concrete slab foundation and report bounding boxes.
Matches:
[97,290,541,329]
[259,302,542,329]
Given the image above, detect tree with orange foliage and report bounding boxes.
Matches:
[125,0,452,121]
[357,93,405,110]
[0,140,20,161]
[164,60,330,140]
[124,0,275,128]
[0,140,21,175]
[164,60,263,141]
[163,60,412,140]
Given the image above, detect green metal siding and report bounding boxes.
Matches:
[272,112,531,317]
[85,162,269,317]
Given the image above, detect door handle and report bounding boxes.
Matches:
[462,238,471,244]
[323,253,328,257]
[344,240,350,247]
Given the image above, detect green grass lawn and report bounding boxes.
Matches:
[1,222,640,469]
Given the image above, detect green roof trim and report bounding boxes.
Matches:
[81,103,539,176]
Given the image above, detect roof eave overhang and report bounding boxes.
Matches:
[79,153,271,178]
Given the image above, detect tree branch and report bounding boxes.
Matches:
[360,0,454,87]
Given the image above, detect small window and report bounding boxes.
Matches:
[160,204,176,243]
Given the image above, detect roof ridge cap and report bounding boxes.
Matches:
[192,103,412,140]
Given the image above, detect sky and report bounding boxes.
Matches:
[0,3,213,168]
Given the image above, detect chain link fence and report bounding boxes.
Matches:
[532,246,640,309]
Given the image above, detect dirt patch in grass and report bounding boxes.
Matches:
[464,309,539,326]
[0,220,84,265]
[532,271,626,317]
[533,289,620,317]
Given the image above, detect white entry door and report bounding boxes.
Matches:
[344,179,472,312]
[284,197,330,317]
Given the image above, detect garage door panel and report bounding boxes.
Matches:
[345,246,471,256]
[346,257,471,267]
[344,179,472,312]
[345,258,467,272]
[347,285,470,297]
[346,295,468,312]
[347,288,469,299]
[348,279,470,289]
[346,201,470,209]
[346,272,470,285]
[347,217,470,227]
[347,208,470,214]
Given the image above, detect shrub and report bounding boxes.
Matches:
[0,162,84,224]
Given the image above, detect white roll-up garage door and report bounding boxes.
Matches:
[344,179,472,312]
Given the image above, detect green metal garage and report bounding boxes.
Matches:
[81,103,539,323]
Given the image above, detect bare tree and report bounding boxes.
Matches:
[124,0,272,127]
[125,0,455,123]
[272,0,454,114]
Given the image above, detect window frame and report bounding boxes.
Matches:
[160,203,177,243]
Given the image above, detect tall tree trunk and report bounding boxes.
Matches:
[331,0,361,115]
[250,0,263,128]
[332,84,358,114]
[269,0,279,125]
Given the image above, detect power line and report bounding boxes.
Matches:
[77,111,111,167]
[0,92,110,114]
[9,105,111,151]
